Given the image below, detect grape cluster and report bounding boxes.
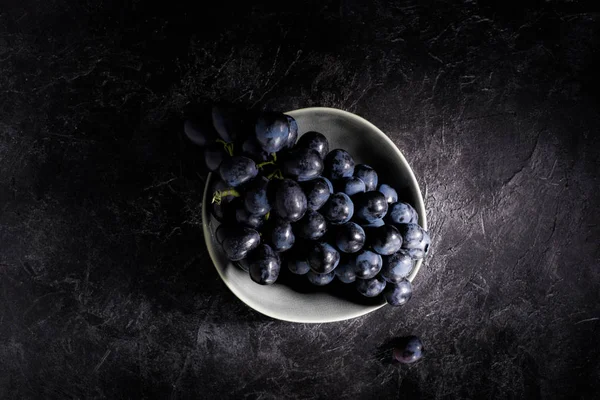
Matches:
[185,107,431,307]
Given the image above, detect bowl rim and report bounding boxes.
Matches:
[202,106,427,323]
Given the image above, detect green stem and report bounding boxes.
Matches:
[257,160,276,169]
[211,188,240,204]
[216,139,234,157]
[267,169,284,180]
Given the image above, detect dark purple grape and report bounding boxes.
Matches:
[255,112,289,153]
[307,270,335,286]
[295,131,329,159]
[393,336,424,364]
[212,105,248,143]
[370,225,403,255]
[378,184,398,204]
[265,218,295,253]
[219,156,258,187]
[321,193,354,225]
[353,191,388,224]
[354,164,378,191]
[183,117,217,146]
[335,256,357,283]
[385,202,418,225]
[273,179,307,222]
[281,148,324,182]
[221,227,260,261]
[204,143,228,171]
[308,242,340,274]
[284,115,299,150]
[335,222,365,253]
[356,275,386,297]
[381,253,413,283]
[384,279,413,306]
[396,223,431,260]
[335,177,366,197]
[243,176,270,216]
[354,250,382,279]
[301,177,332,211]
[235,207,264,230]
[295,209,327,240]
[248,244,280,285]
[324,149,355,180]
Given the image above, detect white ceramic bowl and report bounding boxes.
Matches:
[202,107,426,323]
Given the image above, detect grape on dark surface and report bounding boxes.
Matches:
[354,164,378,191]
[321,192,354,225]
[235,207,264,230]
[354,250,383,279]
[243,176,271,216]
[396,223,431,260]
[284,115,299,150]
[204,143,228,171]
[335,256,357,283]
[219,156,258,187]
[393,336,424,364]
[273,179,308,222]
[335,222,365,253]
[241,138,269,162]
[385,202,419,225]
[183,117,217,147]
[255,111,290,153]
[295,209,327,240]
[335,176,366,197]
[221,227,261,261]
[384,279,413,306]
[370,224,403,255]
[212,105,248,143]
[324,149,355,180]
[356,275,386,297]
[353,191,389,224]
[307,270,336,286]
[308,242,340,274]
[265,218,295,253]
[295,131,329,159]
[248,244,280,285]
[301,177,332,211]
[381,252,413,283]
[378,184,398,204]
[281,148,324,182]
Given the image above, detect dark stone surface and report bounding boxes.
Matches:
[1,1,599,398]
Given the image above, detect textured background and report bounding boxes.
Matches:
[1,1,599,399]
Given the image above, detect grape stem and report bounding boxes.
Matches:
[216,139,234,157]
[256,160,276,169]
[267,169,283,180]
[211,189,240,204]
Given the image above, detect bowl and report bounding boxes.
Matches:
[202,107,427,323]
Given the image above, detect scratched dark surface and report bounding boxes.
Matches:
[1,1,600,399]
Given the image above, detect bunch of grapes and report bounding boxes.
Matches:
[184,106,431,306]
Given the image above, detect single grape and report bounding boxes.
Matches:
[354,250,382,279]
[335,222,365,253]
[235,207,264,230]
[283,115,299,150]
[295,209,327,240]
[287,258,311,275]
[219,156,258,187]
[248,244,280,285]
[301,177,332,211]
[221,227,261,261]
[381,252,413,283]
[324,149,355,180]
[356,275,386,297]
[353,191,388,224]
[385,202,419,225]
[335,176,366,197]
[378,184,398,204]
[354,164,378,191]
[384,279,413,306]
[212,105,248,143]
[243,176,271,216]
[335,256,357,283]
[273,179,308,222]
[265,218,295,253]
[308,242,340,274]
[183,117,217,146]
[370,225,403,255]
[321,192,354,225]
[307,270,336,286]
[281,148,324,182]
[255,111,290,153]
[295,131,329,159]
[396,223,431,260]
[393,336,424,364]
